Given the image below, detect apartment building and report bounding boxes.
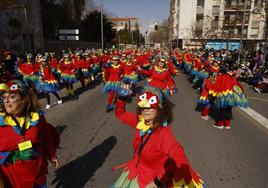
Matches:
[169,0,267,49]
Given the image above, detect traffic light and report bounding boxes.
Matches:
[154,25,158,31]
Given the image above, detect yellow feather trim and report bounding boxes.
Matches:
[2,112,39,129]
[136,116,151,132]
[173,178,205,188]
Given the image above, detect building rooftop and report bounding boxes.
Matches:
[109,17,140,22]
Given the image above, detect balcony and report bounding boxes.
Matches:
[251,20,260,28]
[250,34,259,39]
[230,34,241,39]
[223,19,249,26]
[224,4,251,11]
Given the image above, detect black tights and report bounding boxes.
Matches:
[46,92,61,105]
[66,84,73,90]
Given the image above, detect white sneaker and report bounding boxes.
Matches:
[212,123,224,129]
[45,104,51,109]
[57,100,63,104]
[201,116,209,120]
[254,87,261,93]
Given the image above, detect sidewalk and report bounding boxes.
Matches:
[240,82,268,129]
[241,82,268,118]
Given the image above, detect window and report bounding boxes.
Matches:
[214,16,219,21]
[251,28,259,35]
[196,14,204,21]
[197,0,204,7]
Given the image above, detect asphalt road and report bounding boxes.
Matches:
[43,75,268,188]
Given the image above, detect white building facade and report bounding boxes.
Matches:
[169,0,267,49]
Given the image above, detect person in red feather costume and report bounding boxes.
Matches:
[139,57,175,97]
[38,57,62,110]
[0,80,59,188]
[103,56,123,113]
[195,73,216,120]
[112,88,206,188]
[209,67,248,129]
[74,52,86,88]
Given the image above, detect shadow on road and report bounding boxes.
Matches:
[51,136,117,188]
[61,78,102,103]
[55,125,67,135]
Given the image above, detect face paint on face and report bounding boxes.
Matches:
[2,93,22,115]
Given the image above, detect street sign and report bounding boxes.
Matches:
[59,35,79,41]
[59,29,79,35]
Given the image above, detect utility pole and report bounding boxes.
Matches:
[131,30,134,44]
[263,0,268,65]
[238,0,247,63]
[101,0,104,51]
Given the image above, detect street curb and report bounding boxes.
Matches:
[239,107,268,130]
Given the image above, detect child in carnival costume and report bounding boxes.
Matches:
[17,53,39,90]
[103,56,123,112]
[139,56,176,98]
[195,72,216,120]
[112,87,206,188]
[81,52,92,86]
[119,54,139,97]
[74,52,86,88]
[193,65,209,91]
[90,51,101,81]
[190,54,203,82]
[209,60,220,75]
[49,52,61,82]
[209,67,248,129]
[37,56,62,109]
[119,53,127,66]
[58,53,78,96]
[0,80,59,188]
[183,51,193,74]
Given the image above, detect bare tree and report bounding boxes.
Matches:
[190,15,219,47]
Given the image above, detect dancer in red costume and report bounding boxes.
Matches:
[17,54,39,90]
[0,80,59,188]
[209,60,220,74]
[209,68,248,129]
[139,57,175,97]
[103,56,123,112]
[112,88,206,188]
[120,55,139,96]
[195,73,216,120]
[38,57,62,110]
[74,52,86,88]
[58,53,78,96]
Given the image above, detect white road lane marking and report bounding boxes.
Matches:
[239,107,268,130]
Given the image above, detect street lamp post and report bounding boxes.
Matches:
[100,0,104,51]
[238,0,247,63]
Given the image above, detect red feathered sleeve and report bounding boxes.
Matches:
[158,127,203,186]
[166,71,175,89]
[167,61,178,75]
[115,99,138,128]
[104,67,110,82]
[39,115,59,160]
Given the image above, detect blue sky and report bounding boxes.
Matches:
[92,0,169,33]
